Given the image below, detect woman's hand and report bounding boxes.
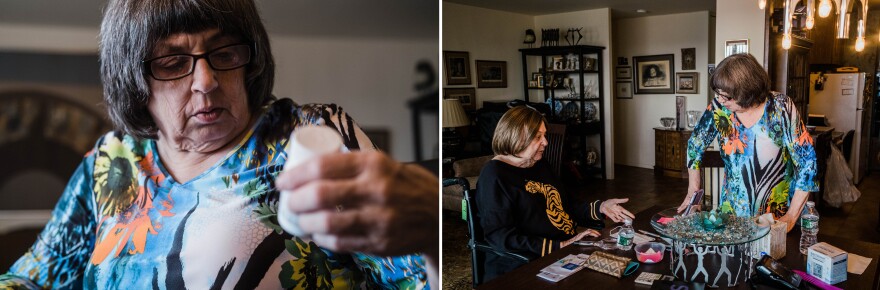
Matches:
[778,211,799,232]
[599,198,635,223]
[676,186,702,213]
[561,229,601,248]
[274,151,439,259]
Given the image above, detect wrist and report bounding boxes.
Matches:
[562,237,575,248]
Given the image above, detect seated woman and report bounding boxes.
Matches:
[476,106,634,282]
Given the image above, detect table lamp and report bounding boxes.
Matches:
[442,99,470,157]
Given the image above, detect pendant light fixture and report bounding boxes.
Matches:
[761,0,868,52]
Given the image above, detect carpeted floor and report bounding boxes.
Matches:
[442,211,473,290]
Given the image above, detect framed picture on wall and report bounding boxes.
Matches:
[633,54,675,94]
[443,87,477,111]
[475,60,507,88]
[443,51,471,85]
[676,72,699,94]
[616,66,632,79]
[616,81,632,99]
[725,39,749,57]
[681,48,696,70]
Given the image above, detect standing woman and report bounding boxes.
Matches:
[678,53,818,231]
[476,106,634,282]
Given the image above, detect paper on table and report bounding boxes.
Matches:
[537,254,591,282]
[657,217,675,225]
[847,253,872,275]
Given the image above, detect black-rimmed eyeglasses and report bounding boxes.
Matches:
[715,93,732,103]
[143,43,252,81]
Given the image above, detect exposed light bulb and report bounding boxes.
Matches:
[806,16,815,29]
[856,37,865,52]
[818,0,832,17]
[782,34,792,49]
[759,0,766,9]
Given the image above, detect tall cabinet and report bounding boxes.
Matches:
[519,45,606,179]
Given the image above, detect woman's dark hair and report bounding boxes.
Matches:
[710,53,770,108]
[641,64,665,79]
[100,0,275,139]
[492,106,546,157]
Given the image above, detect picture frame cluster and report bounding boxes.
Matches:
[443,50,510,112]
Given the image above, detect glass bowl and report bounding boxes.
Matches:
[660,117,675,128]
[634,242,665,264]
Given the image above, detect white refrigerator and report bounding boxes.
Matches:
[808,72,870,184]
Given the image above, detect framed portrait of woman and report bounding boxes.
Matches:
[633,54,675,94]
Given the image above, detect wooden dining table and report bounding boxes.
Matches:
[477,205,880,289]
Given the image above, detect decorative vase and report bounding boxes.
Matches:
[584,102,597,121]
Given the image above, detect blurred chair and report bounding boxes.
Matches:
[442,178,532,288]
[411,158,439,176]
[700,150,725,210]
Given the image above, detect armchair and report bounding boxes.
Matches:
[441,155,493,212]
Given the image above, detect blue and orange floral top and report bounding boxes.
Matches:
[0,99,428,289]
[687,93,819,218]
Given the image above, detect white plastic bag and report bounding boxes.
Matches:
[823,145,861,207]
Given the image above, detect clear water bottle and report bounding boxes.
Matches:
[799,201,820,254]
[617,219,635,251]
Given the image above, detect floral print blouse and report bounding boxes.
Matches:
[0,99,428,290]
[687,93,819,218]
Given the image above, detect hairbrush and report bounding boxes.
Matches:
[792,269,842,290]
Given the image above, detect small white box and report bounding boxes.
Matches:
[806,242,848,285]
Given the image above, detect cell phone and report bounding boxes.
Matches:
[682,189,704,216]
[755,255,802,290]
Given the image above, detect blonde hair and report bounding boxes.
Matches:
[492,106,546,157]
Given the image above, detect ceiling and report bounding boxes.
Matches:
[443,0,717,19]
[0,0,438,40]
[444,0,880,19]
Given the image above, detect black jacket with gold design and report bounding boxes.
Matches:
[476,159,604,281]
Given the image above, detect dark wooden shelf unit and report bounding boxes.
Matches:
[520,45,607,179]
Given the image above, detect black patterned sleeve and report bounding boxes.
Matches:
[296,103,375,152]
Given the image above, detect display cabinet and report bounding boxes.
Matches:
[520,45,606,179]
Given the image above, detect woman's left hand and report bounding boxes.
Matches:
[599,198,635,223]
[274,151,439,259]
[777,213,798,232]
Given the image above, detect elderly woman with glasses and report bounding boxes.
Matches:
[475,106,634,282]
[677,53,818,232]
[0,0,438,289]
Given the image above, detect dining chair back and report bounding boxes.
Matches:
[700,150,725,210]
[544,123,567,177]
